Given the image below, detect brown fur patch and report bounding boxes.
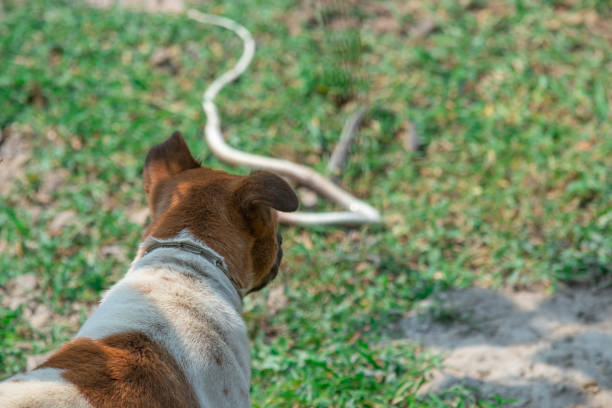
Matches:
[143,132,298,293]
[41,332,199,408]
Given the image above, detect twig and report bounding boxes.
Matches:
[327,106,368,174]
[187,9,381,225]
[403,120,420,152]
[411,18,435,39]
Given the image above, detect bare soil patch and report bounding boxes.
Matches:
[85,0,184,13]
[0,125,33,194]
[0,273,97,370]
[287,0,435,37]
[401,288,612,408]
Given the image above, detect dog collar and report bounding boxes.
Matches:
[143,241,243,298]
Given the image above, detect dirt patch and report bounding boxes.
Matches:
[0,272,97,368]
[33,168,70,205]
[0,125,33,194]
[400,288,612,407]
[85,0,184,13]
[0,274,96,331]
[286,0,435,37]
[0,273,97,370]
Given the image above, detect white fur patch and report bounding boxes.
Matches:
[77,231,251,407]
[0,367,91,408]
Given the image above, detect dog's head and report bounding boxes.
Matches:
[142,132,298,294]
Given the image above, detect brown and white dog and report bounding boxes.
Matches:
[0,132,299,407]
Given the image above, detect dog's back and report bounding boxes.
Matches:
[0,238,249,408]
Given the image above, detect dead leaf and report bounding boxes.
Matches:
[150,46,181,75]
[26,303,54,330]
[575,140,594,151]
[26,83,48,108]
[100,245,128,263]
[128,207,149,225]
[48,210,77,236]
[35,168,69,204]
[266,285,288,315]
[296,232,314,249]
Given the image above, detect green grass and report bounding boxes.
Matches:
[0,0,611,406]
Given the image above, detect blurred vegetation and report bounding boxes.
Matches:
[0,0,610,406]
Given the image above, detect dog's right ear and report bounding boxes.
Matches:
[232,171,298,237]
[144,131,200,201]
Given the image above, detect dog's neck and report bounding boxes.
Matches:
[134,230,246,305]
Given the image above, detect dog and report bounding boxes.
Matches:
[0,132,299,407]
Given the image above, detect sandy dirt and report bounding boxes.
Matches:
[401,287,612,408]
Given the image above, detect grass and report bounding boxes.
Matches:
[0,0,611,406]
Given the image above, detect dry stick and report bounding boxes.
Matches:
[187,10,381,226]
[327,106,368,174]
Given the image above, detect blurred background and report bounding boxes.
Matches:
[0,0,611,406]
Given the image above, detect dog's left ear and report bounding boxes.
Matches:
[233,171,298,235]
[144,131,200,198]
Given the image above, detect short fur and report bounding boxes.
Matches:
[41,332,200,408]
[0,132,298,407]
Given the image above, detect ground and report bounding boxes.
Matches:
[402,287,612,407]
[0,0,611,407]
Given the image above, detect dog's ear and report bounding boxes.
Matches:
[144,131,200,198]
[233,171,298,235]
